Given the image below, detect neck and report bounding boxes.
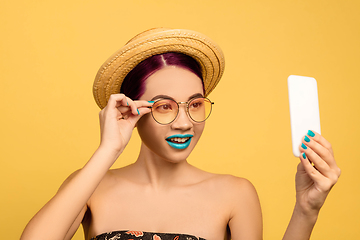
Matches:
[132,143,193,190]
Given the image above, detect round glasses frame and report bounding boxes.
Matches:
[149,97,214,125]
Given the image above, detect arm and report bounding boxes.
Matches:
[20,94,152,240]
[228,178,263,240]
[283,130,341,240]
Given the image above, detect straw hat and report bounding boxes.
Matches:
[93,27,225,109]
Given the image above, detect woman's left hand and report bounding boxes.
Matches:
[295,130,341,216]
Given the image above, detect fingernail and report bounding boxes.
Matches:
[148,101,154,103]
[137,109,140,115]
[126,101,129,106]
[304,136,310,142]
[301,143,307,149]
[302,152,307,159]
[308,130,315,137]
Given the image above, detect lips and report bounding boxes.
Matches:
[166,134,193,149]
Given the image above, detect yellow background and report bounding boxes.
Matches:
[1,0,359,239]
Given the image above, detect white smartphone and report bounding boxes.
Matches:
[288,75,321,157]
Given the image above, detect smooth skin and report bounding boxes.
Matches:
[282,130,340,240]
[21,67,340,240]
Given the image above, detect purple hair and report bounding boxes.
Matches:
[120,52,204,100]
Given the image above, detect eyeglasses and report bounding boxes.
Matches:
[149,97,214,125]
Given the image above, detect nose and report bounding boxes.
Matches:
[171,104,193,130]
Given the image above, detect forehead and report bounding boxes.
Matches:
[140,66,204,100]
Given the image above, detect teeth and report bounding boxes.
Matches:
[169,137,190,143]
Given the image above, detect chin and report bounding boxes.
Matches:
[163,151,193,163]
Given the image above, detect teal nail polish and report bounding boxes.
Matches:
[302,152,307,159]
[301,143,307,149]
[137,109,140,115]
[126,101,129,106]
[148,101,154,103]
[304,136,310,142]
[308,130,315,137]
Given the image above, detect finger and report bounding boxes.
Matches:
[305,130,338,170]
[299,151,326,184]
[115,100,154,121]
[306,130,333,156]
[126,107,152,125]
[107,94,128,109]
[108,95,138,116]
[123,98,142,116]
[114,95,132,108]
[300,141,341,182]
[301,136,331,167]
[299,143,332,178]
[104,95,133,121]
[124,100,154,116]
[300,152,338,194]
[116,104,134,116]
[134,100,154,108]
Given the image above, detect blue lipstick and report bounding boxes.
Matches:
[166,134,193,150]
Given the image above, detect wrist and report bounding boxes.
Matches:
[97,144,124,160]
[293,202,319,223]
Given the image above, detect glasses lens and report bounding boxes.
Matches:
[151,99,178,124]
[188,98,212,122]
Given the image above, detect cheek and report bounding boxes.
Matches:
[137,114,164,145]
[137,114,152,137]
[193,122,205,140]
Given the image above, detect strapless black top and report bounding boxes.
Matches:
[91,230,206,240]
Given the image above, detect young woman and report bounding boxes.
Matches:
[21,28,340,240]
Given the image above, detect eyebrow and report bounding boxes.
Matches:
[150,93,204,101]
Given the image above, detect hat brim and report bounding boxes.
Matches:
[93,28,225,109]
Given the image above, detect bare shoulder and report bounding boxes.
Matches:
[191,170,260,212]
[214,174,262,239]
[216,174,260,208]
[211,173,254,186]
[200,172,257,196]
[222,175,257,195]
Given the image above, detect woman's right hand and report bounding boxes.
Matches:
[98,94,152,154]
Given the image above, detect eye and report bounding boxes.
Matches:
[158,104,172,110]
[154,100,174,113]
[189,99,204,109]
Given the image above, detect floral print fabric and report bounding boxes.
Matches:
[91,230,206,240]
